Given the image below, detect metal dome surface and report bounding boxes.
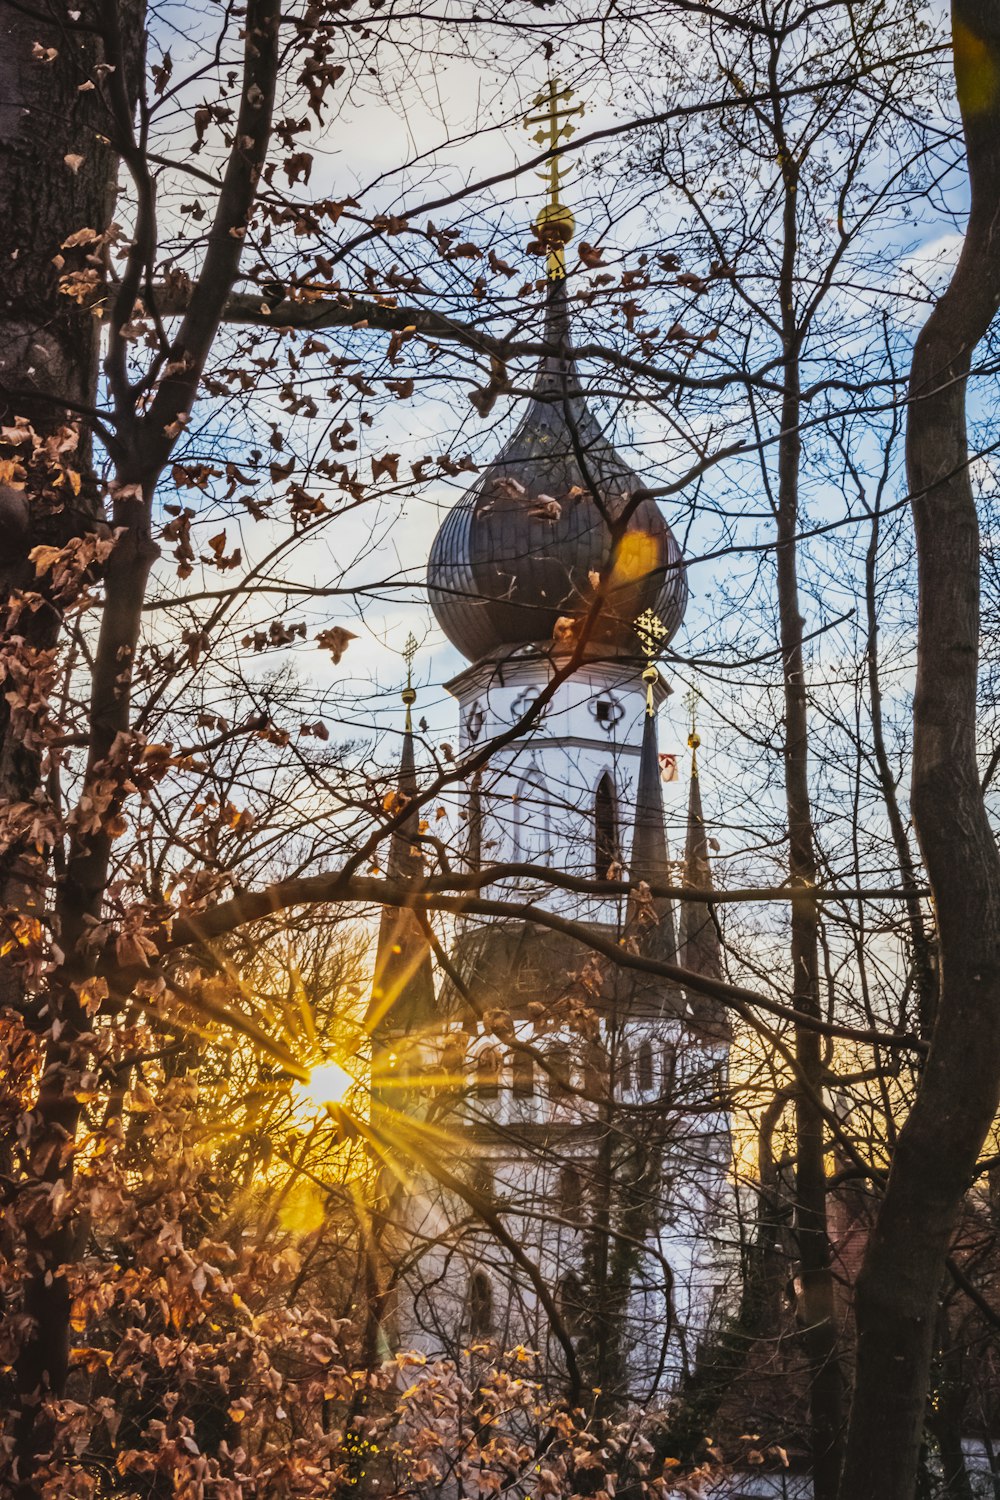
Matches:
[426,287,688,663]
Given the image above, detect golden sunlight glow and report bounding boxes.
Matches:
[295,1059,354,1112]
[608,529,659,583]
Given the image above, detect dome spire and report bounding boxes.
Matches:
[524,78,582,281]
[401,629,418,731]
[426,88,687,665]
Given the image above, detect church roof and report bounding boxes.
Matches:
[426,281,688,664]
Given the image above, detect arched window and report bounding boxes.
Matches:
[594,773,619,879]
[470,1160,494,1201]
[514,767,550,863]
[662,1041,677,1097]
[583,1042,605,1099]
[511,1049,535,1098]
[637,1038,654,1092]
[465,774,483,872]
[469,1270,493,1336]
[619,1039,632,1092]
[559,1165,583,1215]
[476,1046,501,1099]
[548,1044,572,1100]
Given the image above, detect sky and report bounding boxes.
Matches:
[133,0,974,887]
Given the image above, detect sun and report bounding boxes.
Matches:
[294,1059,354,1114]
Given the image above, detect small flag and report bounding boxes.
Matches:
[658,752,679,783]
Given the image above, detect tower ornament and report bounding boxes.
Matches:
[634,608,667,717]
[401,631,418,724]
[683,687,701,774]
[523,78,584,281]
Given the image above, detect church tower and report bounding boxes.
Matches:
[370,84,735,1401]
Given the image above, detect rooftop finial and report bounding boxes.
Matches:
[524,78,583,281]
[402,631,418,727]
[635,608,667,717]
[684,687,701,775]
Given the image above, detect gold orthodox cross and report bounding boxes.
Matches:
[683,687,699,737]
[402,631,418,722]
[523,78,583,279]
[403,631,418,688]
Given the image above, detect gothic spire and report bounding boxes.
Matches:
[366,642,436,1041]
[627,702,678,963]
[678,732,722,982]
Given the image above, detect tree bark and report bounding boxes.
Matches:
[0,4,143,1482]
[0,0,143,1006]
[838,5,1000,1497]
[8,0,280,1480]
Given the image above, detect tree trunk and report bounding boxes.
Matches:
[6,0,281,1478]
[838,5,1000,1497]
[0,0,143,1005]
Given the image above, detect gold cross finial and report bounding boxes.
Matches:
[524,78,583,281]
[683,687,699,736]
[401,632,418,724]
[684,687,701,773]
[634,609,666,717]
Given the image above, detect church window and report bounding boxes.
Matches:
[594,773,619,879]
[662,1041,677,1096]
[468,1270,493,1336]
[514,768,551,863]
[619,1039,632,1092]
[476,1046,501,1099]
[548,1044,572,1099]
[466,776,482,871]
[512,1049,535,1098]
[590,696,624,731]
[583,1042,605,1098]
[465,701,485,743]
[558,1164,583,1215]
[637,1038,654,1092]
[470,1161,494,1201]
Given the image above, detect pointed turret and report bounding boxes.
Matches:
[627,698,678,964]
[677,731,731,1041]
[366,660,436,1043]
[678,733,722,982]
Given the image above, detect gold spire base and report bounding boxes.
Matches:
[535,202,575,282]
[642,663,658,717]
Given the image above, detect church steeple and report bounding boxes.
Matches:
[426,83,687,668]
[626,685,678,965]
[678,729,722,982]
[366,637,436,1042]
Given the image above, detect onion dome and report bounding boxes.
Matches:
[427,283,688,664]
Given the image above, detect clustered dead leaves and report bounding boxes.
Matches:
[0,1007,742,1499]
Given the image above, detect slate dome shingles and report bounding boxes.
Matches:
[427,285,688,663]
